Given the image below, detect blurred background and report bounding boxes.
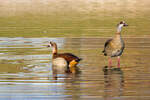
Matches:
[0,0,150,37]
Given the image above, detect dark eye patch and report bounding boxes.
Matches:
[120,21,123,24]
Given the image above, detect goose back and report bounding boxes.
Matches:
[53,53,81,64]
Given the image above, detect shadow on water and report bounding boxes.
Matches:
[51,65,81,80]
[103,66,124,99]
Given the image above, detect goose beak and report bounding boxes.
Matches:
[124,24,128,27]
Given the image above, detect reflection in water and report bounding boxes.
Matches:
[103,66,124,99]
[52,65,81,80]
[64,76,82,100]
[0,37,150,99]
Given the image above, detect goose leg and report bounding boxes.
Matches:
[117,56,120,68]
[108,57,112,68]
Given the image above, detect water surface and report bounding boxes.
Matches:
[0,37,150,100]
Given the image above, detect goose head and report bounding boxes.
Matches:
[117,21,128,27]
[47,41,57,47]
[47,41,58,54]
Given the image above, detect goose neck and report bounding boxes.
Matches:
[116,24,123,34]
[52,44,57,54]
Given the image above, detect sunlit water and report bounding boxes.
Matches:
[0,37,150,100]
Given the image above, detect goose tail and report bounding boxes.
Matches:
[75,58,82,62]
[102,50,107,56]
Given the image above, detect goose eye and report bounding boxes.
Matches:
[120,21,123,24]
[123,23,128,27]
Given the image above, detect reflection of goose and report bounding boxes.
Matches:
[103,66,124,98]
[52,64,81,80]
[48,41,82,73]
[102,21,128,68]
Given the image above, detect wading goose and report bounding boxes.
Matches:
[48,41,82,73]
[102,21,128,68]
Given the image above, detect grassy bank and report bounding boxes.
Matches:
[0,0,150,37]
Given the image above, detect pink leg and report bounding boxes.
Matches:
[117,56,120,68]
[108,57,112,68]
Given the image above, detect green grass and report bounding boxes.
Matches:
[0,5,150,38]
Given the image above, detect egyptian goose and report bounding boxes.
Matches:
[102,21,128,68]
[48,41,82,73]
